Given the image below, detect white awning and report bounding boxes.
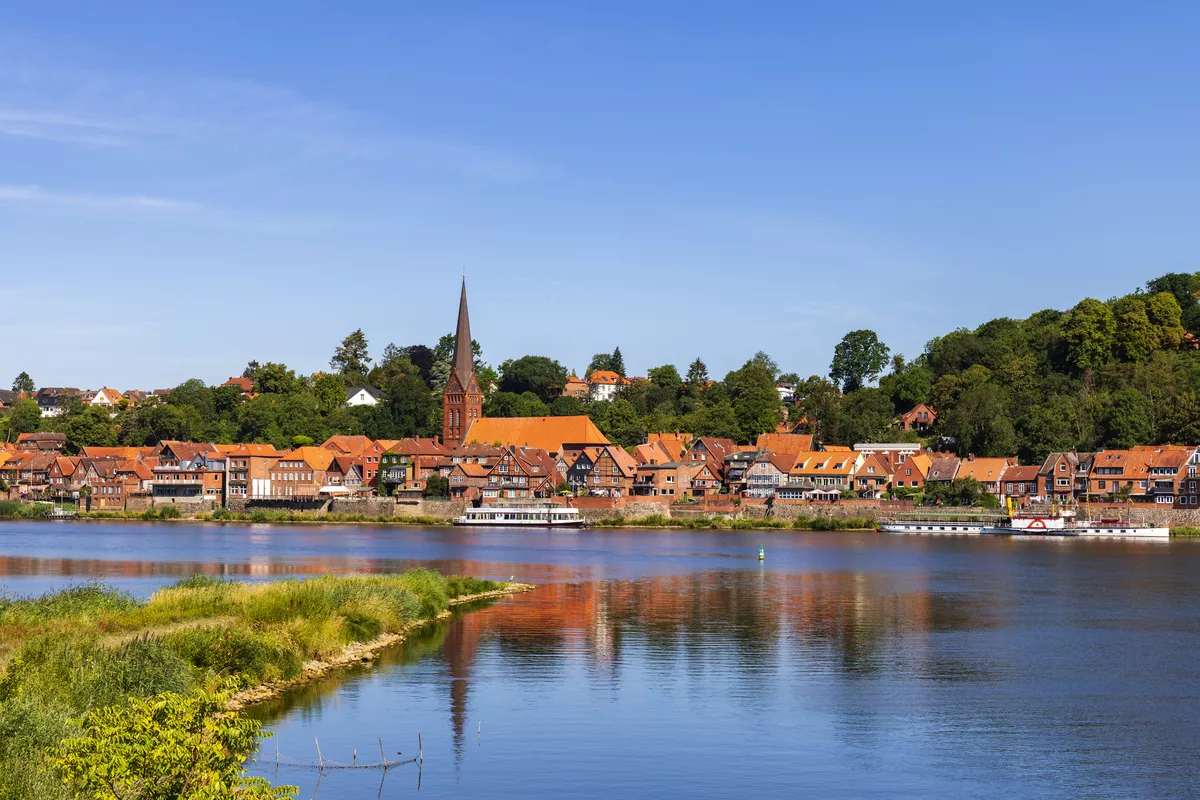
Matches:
[318,485,351,495]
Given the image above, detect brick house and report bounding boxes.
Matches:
[1000,465,1040,505]
[483,446,559,501]
[892,453,929,491]
[744,452,798,499]
[1178,447,1200,508]
[899,403,937,432]
[1039,451,1094,502]
[269,446,333,500]
[632,462,702,498]
[854,453,894,498]
[925,456,961,485]
[447,462,490,499]
[380,438,449,494]
[16,432,66,451]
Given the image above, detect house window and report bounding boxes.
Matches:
[1099,480,1107,490]
[1056,478,1070,487]
[1006,483,1013,493]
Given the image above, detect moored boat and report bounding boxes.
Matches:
[454,506,585,528]
[879,521,985,534]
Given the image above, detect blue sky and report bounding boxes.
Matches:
[3,2,1199,389]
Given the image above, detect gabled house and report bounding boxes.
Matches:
[957,457,1015,495]
[35,388,81,417]
[269,446,334,500]
[1178,447,1200,508]
[893,453,929,491]
[854,453,894,498]
[462,416,609,455]
[1000,465,1040,505]
[647,433,693,462]
[482,446,558,501]
[685,438,738,481]
[633,462,702,498]
[1039,451,1094,502]
[925,456,961,485]
[447,463,490,499]
[325,457,365,496]
[380,438,449,493]
[345,385,382,407]
[743,452,798,499]
[788,452,864,494]
[83,387,123,408]
[899,403,937,432]
[584,445,638,497]
[221,377,254,395]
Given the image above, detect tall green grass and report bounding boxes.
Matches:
[0,569,506,799]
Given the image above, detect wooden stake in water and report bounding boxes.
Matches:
[315,737,324,772]
[418,732,423,764]
[379,737,388,770]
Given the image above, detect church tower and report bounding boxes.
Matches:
[442,278,484,448]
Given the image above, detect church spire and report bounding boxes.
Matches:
[451,277,474,388]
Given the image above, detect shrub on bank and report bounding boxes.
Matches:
[1173,526,1200,537]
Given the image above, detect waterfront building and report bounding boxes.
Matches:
[956,456,1015,496]
[853,453,894,498]
[853,442,922,464]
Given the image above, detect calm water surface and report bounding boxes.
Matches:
[1,522,1198,799]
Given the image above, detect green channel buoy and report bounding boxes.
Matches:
[758,545,765,561]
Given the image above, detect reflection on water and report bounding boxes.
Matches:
[2,523,1199,798]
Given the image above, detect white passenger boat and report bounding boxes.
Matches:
[981,512,1169,539]
[879,521,985,535]
[453,506,585,528]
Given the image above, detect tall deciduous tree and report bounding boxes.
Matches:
[1063,298,1115,373]
[830,330,890,393]
[498,356,569,403]
[7,398,41,436]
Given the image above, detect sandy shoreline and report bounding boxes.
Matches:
[225,583,536,711]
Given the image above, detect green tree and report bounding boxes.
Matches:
[1063,298,1115,373]
[830,330,890,393]
[1146,291,1185,349]
[585,352,613,377]
[829,389,894,445]
[330,329,372,380]
[548,396,585,416]
[792,376,842,440]
[1112,296,1158,362]
[724,359,782,442]
[6,398,41,436]
[383,374,437,437]
[1146,272,1200,331]
[313,374,346,413]
[1101,388,1153,449]
[253,363,300,396]
[941,383,1016,457]
[52,685,296,800]
[600,398,644,447]
[750,351,779,380]
[428,333,485,391]
[498,356,569,403]
[63,406,118,453]
[484,391,550,418]
[610,347,626,377]
[686,358,709,388]
[11,371,34,394]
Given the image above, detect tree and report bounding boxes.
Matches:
[830,330,890,393]
[1112,296,1158,362]
[11,372,33,394]
[313,374,346,413]
[829,389,894,445]
[724,359,782,442]
[428,334,485,391]
[51,685,296,800]
[1146,291,1185,349]
[610,347,626,377]
[777,372,799,385]
[941,383,1017,457]
[330,329,371,380]
[383,374,437,438]
[1063,298,1115,373]
[793,376,842,440]
[686,358,709,388]
[1146,272,1200,331]
[6,398,41,436]
[249,363,299,396]
[585,353,613,377]
[600,398,644,447]
[1101,388,1153,449]
[484,391,549,418]
[548,396,585,416]
[63,406,118,453]
[423,475,450,498]
[750,351,779,380]
[498,356,568,403]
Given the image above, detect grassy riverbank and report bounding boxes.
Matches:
[590,513,877,531]
[0,571,508,799]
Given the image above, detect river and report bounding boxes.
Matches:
[1,522,1198,799]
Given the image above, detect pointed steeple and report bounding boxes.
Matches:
[451,277,475,389]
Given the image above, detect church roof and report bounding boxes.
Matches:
[461,416,609,454]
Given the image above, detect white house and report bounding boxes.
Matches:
[345,385,382,407]
[588,370,630,402]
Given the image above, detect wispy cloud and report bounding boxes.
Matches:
[0,184,200,211]
[0,61,544,181]
[0,107,131,147]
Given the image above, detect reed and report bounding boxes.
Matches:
[0,570,506,799]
